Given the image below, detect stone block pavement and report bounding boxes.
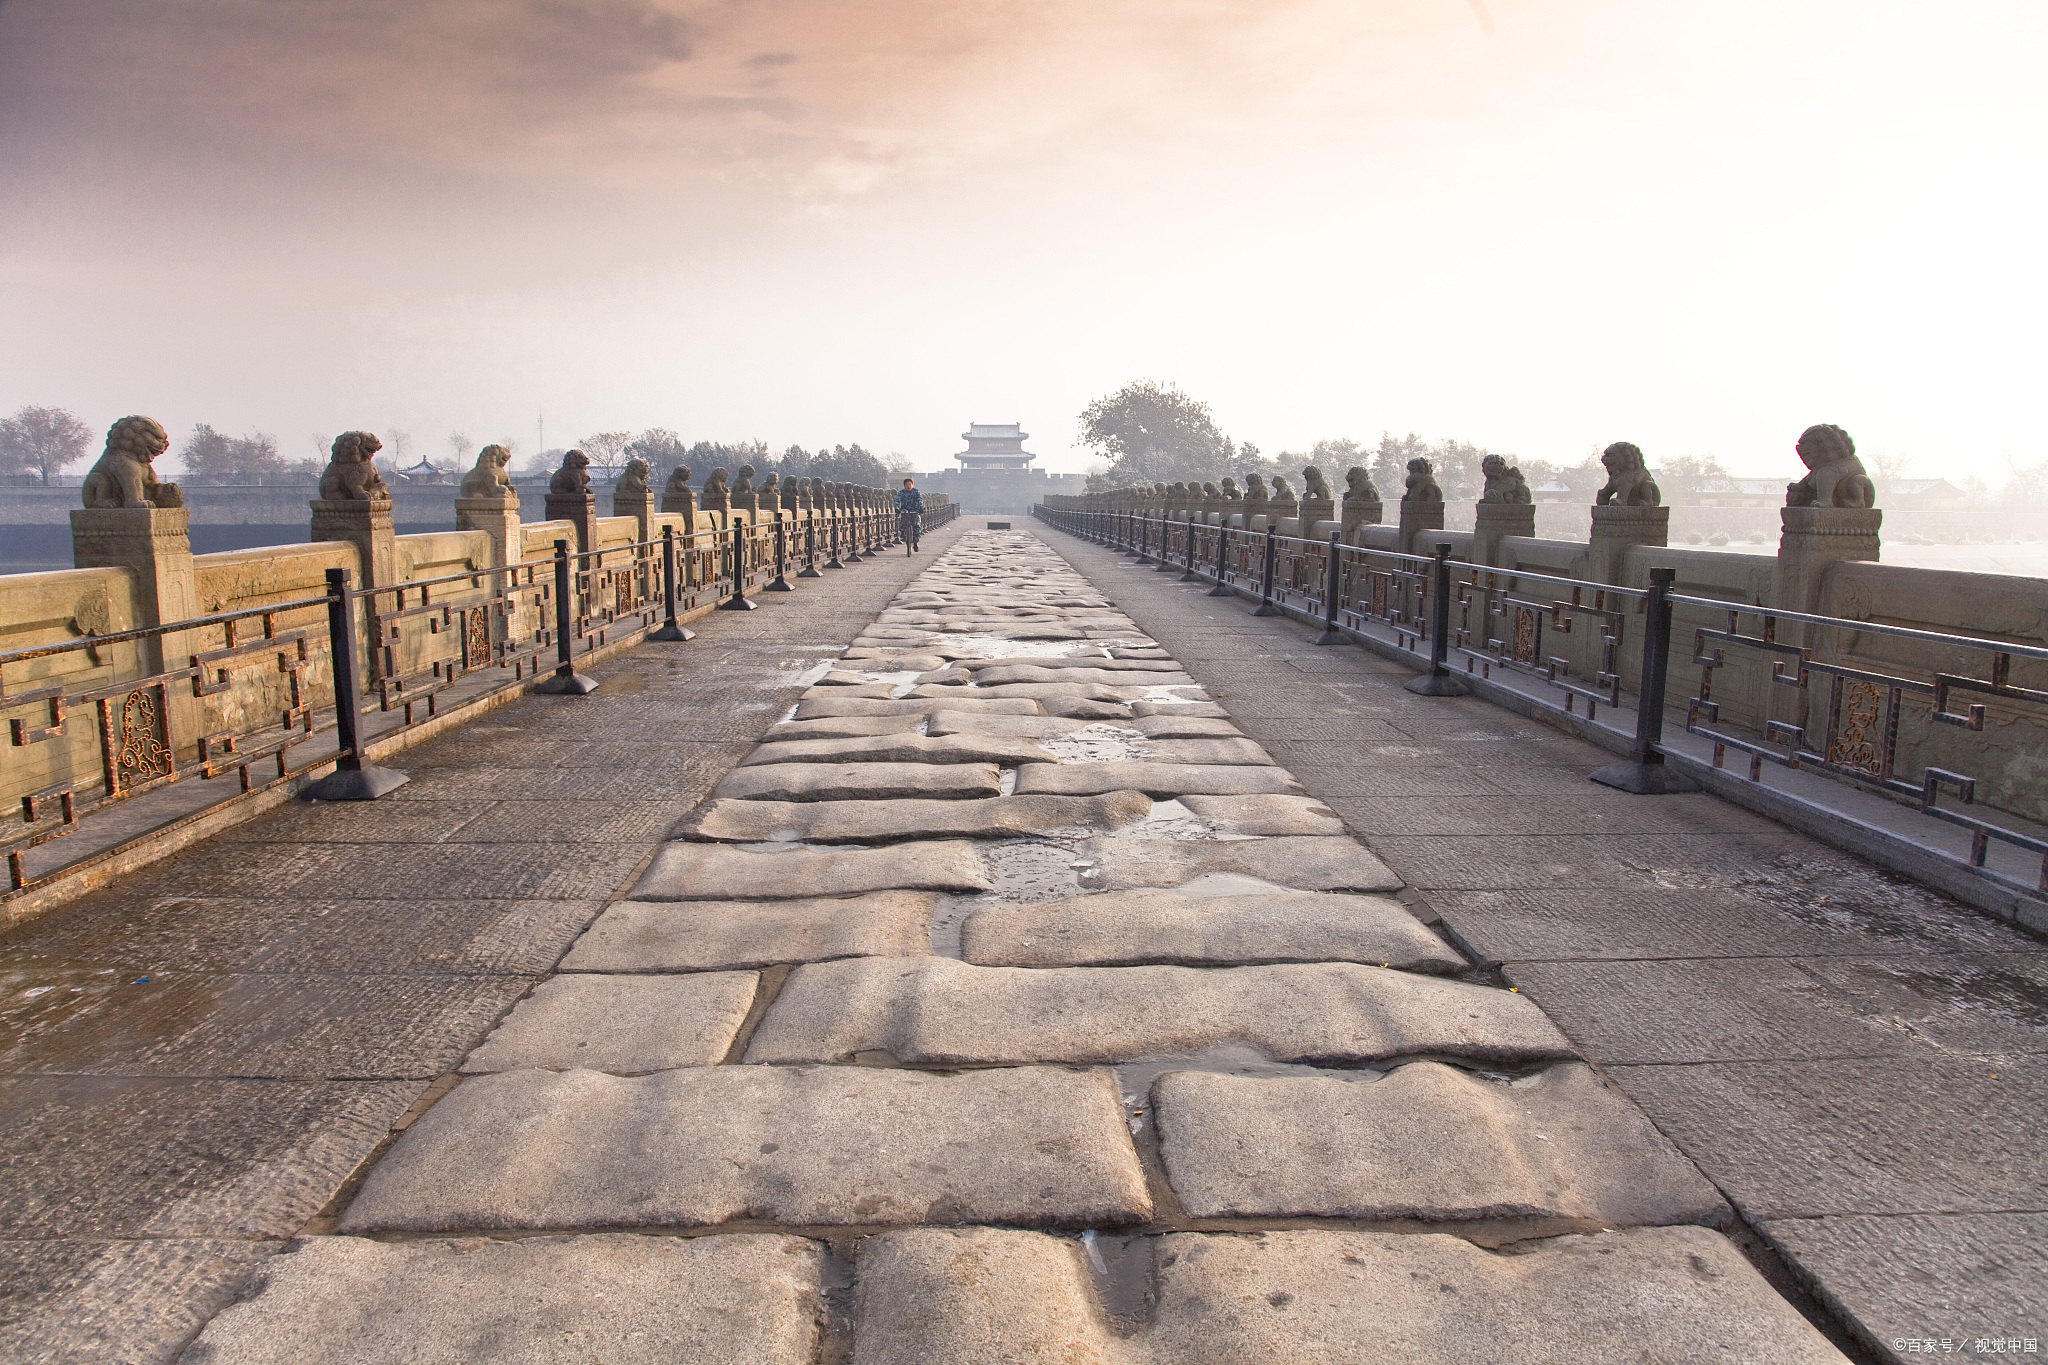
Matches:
[0,521,2036,1361]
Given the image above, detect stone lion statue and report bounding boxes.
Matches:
[1787,424,1875,509]
[732,464,756,502]
[810,476,828,508]
[701,467,730,511]
[1402,458,1442,504]
[320,431,390,502]
[1596,442,1661,507]
[661,465,695,515]
[1201,481,1221,499]
[760,472,781,510]
[81,415,182,509]
[1242,474,1269,507]
[1269,475,1297,508]
[1301,467,1333,503]
[458,443,516,501]
[1479,453,1533,505]
[1220,478,1240,501]
[549,449,591,496]
[1343,466,1379,505]
[614,457,650,499]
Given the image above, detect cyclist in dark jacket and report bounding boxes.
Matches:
[896,479,923,553]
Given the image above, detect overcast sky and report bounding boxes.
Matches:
[3,0,2044,478]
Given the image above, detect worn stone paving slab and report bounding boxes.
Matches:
[1129,699,1232,718]
[765,714,929,739]
[745,957,1574,1067]
[0,1076,423,1238]
[973,665,1197,686]
[633,839,992,899]
[963,656,1181,672]
[1174,794,1346,836]
[1155,1063,1728,1226]
[562,891,939,971]
[713,760,1004,803]
[1105,737,1276,766]
[793,695,1044,719]
[742,733,1057,766]
[1076,834,1403,892]
[960,888,1460,970]
[1125,715,1247,739]
[0,1236,279,1365]
[849,1225,1849,1364]
[921,711,1097,738]
[1016,761,1299,797]
[338,1065,1152,1232]
[181,1233,823,1365]
[678,792,1154,844]
[460,972,758,1074]
[1761,1211,2048,1356]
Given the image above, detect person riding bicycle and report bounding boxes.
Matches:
[895,478,923,554]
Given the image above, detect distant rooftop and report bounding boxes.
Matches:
[964,423,1027,440]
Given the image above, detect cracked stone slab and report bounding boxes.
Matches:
[794,696,1043,719]
[181,1233,821,1364]
[1016,763,1301,798]
[1076,835,1402,892]
[562,892,940,971]
[1175,794,1346,836]
[924,712,1096,739]
[801,681,898,698]
[460,973,758,1074]
[1128,715,1247,739]
[1118,738,1276,766]
[677,793,1154,844]
[963,656,1181,672]
[714,761,1003,803]
[338,1065,1151,1233]
[633,841,992,899]
[909,681,1141,703]
[1130,701,1233,718]
[1040,697,1137,720]
[1156,1063,1727,1226]
[745,957,1573,1067]
[961,888,1458,970]
[742,733,1056,766]
[0,1237,278,1365]
[850,1226,1849,1365]
[834,651,947,671]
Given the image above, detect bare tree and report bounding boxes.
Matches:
[1867,448,1914,502]
[578,430,631,467]
[179,424,283,484]
[0,405,94,485]
[447,431,477,468]
[383,429,413,471]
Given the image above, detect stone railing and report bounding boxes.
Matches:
[0,424,957,905]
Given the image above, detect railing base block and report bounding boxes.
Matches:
[765,579,796,592]
[1251,602,1285,617]
[1589,760,1702,795]
[1404,671,1473,697]
[301,764,410,802]
[1204,583,1234,598]
[536,670,601,694]
[1312,627,1348,646]
[797,567,824,578]
[649,623,696,642]
[718,596,760,611]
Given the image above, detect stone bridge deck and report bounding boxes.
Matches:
[1,524,2040,1362]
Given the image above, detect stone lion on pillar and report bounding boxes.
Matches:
[1596,442,1661,507]
[550,449,592,496]
[614,458,651,499]
[1301,467,1334,503]
[320,431,391,502]
[459,444,516,501]
[1786,424,1876,509]
[1343,466,1379,505]
[1402,458,1442,504]
[701,467,730,512]
[81,415,182,509]
[1479,453,1532,505]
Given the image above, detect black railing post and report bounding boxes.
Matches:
[1206,523,1234,597]
[537,540,601,693]
[1252,526,1283,616]
[721,519,759,610]
[1591,566,1701,794]
[826,513,845,569]
[651,525,695,641]
[767,514,795,591]
[1179,515,1201,581]
[301,567,410,799]
[1313,530,1347,646]
[799,515,822,577]
[1404,543,1473,696]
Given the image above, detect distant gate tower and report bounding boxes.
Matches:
[955,423,1036,473]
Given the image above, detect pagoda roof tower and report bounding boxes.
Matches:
[954,422,1036,472]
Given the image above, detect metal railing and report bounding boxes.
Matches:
[1038,504,2048,899]
[1,501,959,893]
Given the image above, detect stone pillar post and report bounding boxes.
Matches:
[1397,499,1445,556]
[70,507,201,674]
[544,492,598,553]
[1773,506,1882,617]
[611,485,654,543]
[456,497,525,568]
[1587,505,1669,584]
[311,498,397,593]
[1472,502,1536,567]
[1341,495,1383,545]
[1297,496,1335,532]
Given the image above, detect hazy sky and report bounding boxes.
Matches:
[3,0,2044,478]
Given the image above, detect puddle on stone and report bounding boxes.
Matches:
[1121,799,1230,842]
